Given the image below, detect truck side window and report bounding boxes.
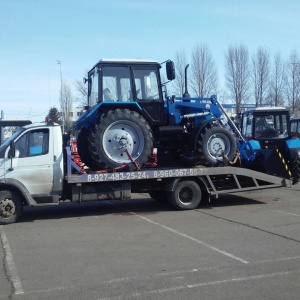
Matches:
[15,134,28,158]
[15,129,49,157]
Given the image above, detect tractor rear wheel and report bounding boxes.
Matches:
[197,124,236,166]
[88,109,153,169]
[77,127,96,168]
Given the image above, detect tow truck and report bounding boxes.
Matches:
[0,120,292,225]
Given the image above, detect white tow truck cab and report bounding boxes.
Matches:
[0,121,292,225]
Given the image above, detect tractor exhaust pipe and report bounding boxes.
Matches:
[182,64,190,99]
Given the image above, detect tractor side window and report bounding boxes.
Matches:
[15,129,49,158]
[120,78,131,101]
[89,70,99,107]
[102,66,131,102]
[133,69,160,100]
[242,115,252,138]
[278,114,288,137]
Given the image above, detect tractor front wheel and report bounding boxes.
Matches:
[197,124,236,166]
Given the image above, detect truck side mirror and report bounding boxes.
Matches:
[8,141,15,159]
[166,60,175,81]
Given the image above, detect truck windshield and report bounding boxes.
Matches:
[0,128,25,158]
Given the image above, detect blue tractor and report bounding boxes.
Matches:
[239,107,300,183]
[73,59,237,170]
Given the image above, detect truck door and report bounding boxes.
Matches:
[4,127,56,202]
[132,68,164,125]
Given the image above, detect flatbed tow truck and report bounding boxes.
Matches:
[0,121,292,225]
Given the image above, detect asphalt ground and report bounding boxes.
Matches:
[1,184,300,299]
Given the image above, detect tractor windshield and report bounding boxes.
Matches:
[102,66,132,102]
[290,118,300,137]
[254,114,288,138]
[242,112,289,139]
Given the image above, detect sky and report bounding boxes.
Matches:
[1,0,300,122]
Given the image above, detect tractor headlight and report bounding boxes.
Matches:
[205,104,210,110]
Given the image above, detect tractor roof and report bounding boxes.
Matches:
[98,58,159,63]
[244,107,289,114]
[90,58,161,71]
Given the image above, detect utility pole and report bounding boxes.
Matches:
[57,60,64,133]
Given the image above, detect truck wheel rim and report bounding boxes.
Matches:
[206,133,230,161]
[0,198,16,219]
[103,120,145,163]
[178,187,193,205]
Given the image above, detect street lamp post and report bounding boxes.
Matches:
[57,60,64,133]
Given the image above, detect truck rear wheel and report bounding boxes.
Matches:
[88,109,153,169]
[168,180,201,210]
[197,124,236,166]
[0,190,23,225]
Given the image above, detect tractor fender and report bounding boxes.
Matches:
[0,178,38,206]
[75,102,143,130]
[285,139,300,159]
[189,118,218,150]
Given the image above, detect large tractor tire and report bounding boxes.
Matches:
[289,157,300,184]
[197,124,236,166]
[88,109,153,169]
[77,127,96,168]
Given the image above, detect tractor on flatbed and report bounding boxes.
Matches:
[72,59,237,171]
[239,107,300,183]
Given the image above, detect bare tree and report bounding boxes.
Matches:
[225,44,250,113]
[286,50,300,114]
[252,47,270,106]
[190,44,218,97]
[74,79,88,106]
[268,52,286,106]
[60,80,73,132]
[173,50,188,96]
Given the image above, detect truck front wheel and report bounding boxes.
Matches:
[0,190,23,225]
[168,180,202,210]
